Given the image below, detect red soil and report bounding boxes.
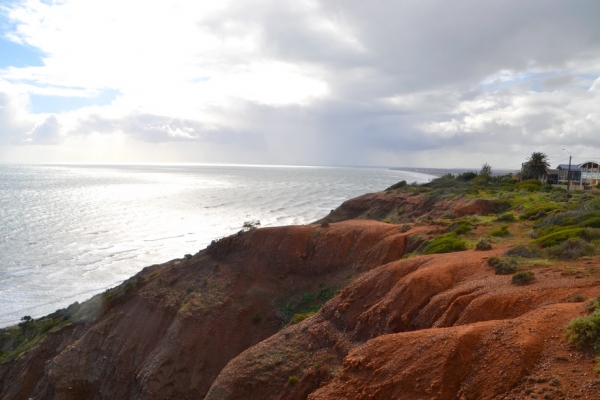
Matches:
[205,250,600,400]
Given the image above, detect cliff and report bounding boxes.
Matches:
[1,181,599,399]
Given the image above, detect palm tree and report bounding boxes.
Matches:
[522,152,550,181]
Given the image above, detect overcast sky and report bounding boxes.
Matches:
[1,0,600,168]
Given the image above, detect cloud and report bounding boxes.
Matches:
[29,114,61,143]
[1,0,600,167]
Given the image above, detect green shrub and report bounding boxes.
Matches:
[495,213,516,222]
[386,180,408,190]
[519,179,543,187]
[290,312,316,324]
[548,238,597,260]
[252,313,262,325]
[504,244,542,258]
[534,227,585,247]
[565,309,600,351]
[489,225,510,237]
[546,179,556,185]
[512,271,535,285]
[487,256,500,266]
[516,180,542,192]
[487,257,519,275]
[567,294,586,303]
[446,220,472,235]
[475,239,492,251]
[456,171,478,182]
[420,233,467,255]
[581,218,600,228]
[549,190,571,202]
[287,375,299,385]
[581,227,600,241]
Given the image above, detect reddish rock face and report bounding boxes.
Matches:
[1,194,598,400]
[0,220,421,400]
[204,250,600,400]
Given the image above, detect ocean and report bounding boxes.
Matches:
[0,164,434,327]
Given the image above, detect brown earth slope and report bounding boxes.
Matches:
[0,220,426,400]
[206,250,600,399]
[1,194,599,400]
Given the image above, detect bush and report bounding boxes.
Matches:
[290,312,316,324]
[549,190,571,202]
[518,183,542,192]
[475,239,492,251]
[548,238,597,260]
[489,225,510,237]
[487,257,519,275]
[534,227,585,247]
[517,179,543,192]
[456,171,478,182]
[567,294,586,303]
[420,233,467,255]
[565,309,600,351]
[446,220,472,235]
[252,313,262,325]
[386,180,408,190]
[287,375,299,385]
[495,213,516,222]
[547,179,556,185]
[519,179,543,187]
[581,218,600,228]
[512,271,535,285]
[504,244,542,258]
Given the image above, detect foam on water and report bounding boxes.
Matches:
[0,164,434,327]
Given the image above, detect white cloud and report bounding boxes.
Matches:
[1,0,600,167]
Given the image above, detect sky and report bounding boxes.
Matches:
[1,0,600,169]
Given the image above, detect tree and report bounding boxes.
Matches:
[522,152,550,180]
[480,163,492,176]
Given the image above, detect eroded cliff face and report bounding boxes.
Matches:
[206,251,599,400]
[1,194,599,400]
[0,220,424,400]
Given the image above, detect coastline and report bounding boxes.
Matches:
[2,173,598,399]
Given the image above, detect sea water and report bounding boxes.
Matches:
[0,164,433,327]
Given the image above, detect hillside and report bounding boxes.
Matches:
[2,175,600,399]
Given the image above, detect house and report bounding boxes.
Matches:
[547,161,600,187]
